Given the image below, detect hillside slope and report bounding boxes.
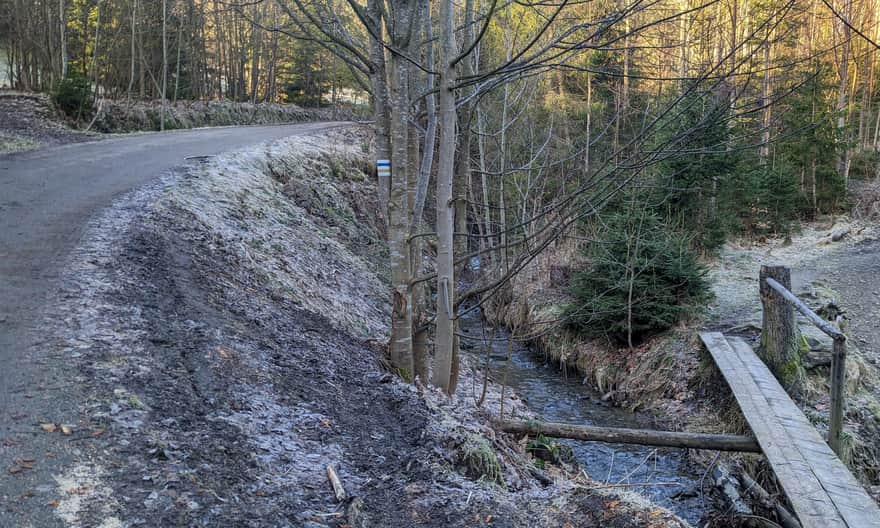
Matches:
[19,129,689,527]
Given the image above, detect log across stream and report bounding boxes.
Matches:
[459,309,721,525]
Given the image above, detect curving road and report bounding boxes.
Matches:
[0,122,346,525]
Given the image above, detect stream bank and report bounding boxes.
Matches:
[459,309,722,526]
[24,129,692,527]
[483,218,880,515]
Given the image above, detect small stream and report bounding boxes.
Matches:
[459,309,718,526]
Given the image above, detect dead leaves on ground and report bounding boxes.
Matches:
[216,346,234,360]
[8,457,36,474]
[39,423,73,435]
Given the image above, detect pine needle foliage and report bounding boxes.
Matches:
[565,206,711,346]
[52,72,94,118]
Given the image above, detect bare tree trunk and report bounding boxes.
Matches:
[411,0,432,384]
[128,0,136,99]
[174,16,183,102]
[59,0,68,78]
[411,0,436,235]
[369,0,392,221]
[387,1,415,377]
[477,108,492,259]
[91,1,101,99]
[138,0,145,98]
[759,32,773,161]
[835,0,852,185]
[161,0,167,131]
[584,72,591,176]
[249,5,263,103]
[432,0,457,393]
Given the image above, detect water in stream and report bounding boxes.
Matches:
[459,309,717,526]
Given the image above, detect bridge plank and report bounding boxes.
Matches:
[727,337,880,528]
[699,332,844,528]
[700,332,880,528]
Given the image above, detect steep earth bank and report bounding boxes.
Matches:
[0,92,98,153]
[89,99,363,133]
[16,129,689,527]
[0,90,359,155]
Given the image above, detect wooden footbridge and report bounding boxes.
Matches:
[499,265,880,528]
[701,331,879,528]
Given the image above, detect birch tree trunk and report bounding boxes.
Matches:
[387,3,414,377]
[432,0,457,393]
[59,0,68,79]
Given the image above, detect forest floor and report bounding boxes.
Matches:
[1,129,691,527]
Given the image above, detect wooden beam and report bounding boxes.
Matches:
[829,338,847,454]
[495,419,762,453]
[760,266,802,392]
[764,276,845,340]
[763,275,848,453]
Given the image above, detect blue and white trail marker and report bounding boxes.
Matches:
[377,159,391,178]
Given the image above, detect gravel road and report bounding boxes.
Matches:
[0,123,347,526]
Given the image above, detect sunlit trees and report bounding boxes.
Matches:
[4,0,880,395]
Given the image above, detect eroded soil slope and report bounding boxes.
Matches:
[19,130,688,527]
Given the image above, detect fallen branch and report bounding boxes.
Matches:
[326,464,347,502]
[582,481,682,489]
[739,472,801,528]
[495,419,762,453]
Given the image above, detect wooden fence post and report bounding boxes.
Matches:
[759,265,803,393]
[829,337,847,454]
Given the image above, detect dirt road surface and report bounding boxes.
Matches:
[0,123,347,526]
[795,238,880,368]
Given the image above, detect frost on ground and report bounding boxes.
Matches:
[483,213,880,509]
[91,99,362,134]
[0,92,96,154]
[44,128,689,527]
[708,222,880,494]
[706,222,878,329]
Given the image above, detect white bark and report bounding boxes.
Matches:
[59,0,68,79]
[432,0,457,393]
[161,0,168,131]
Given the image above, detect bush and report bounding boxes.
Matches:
[565,209,711,346]
[52,72,93,118]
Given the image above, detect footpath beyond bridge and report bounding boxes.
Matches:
[700,263,879,528]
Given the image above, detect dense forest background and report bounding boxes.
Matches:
[4,1,878,225]
[3,0,880,387]
[0,0,359,105]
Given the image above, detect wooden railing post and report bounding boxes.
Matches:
[759,265,802,392]
[761,268,848,455]
[829,337,847,455]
